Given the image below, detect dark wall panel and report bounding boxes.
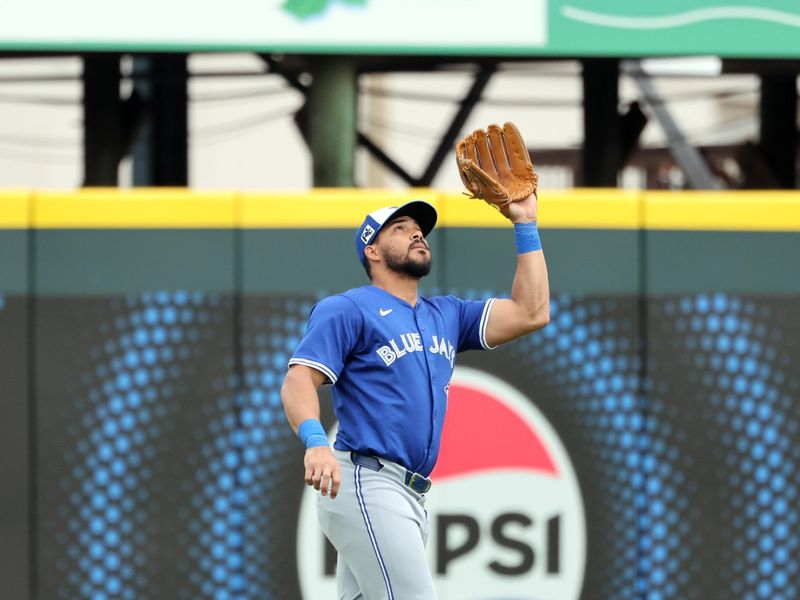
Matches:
[645,230,800,599]
[0,228,29,600]
[646,295,800,599]
[33,230,237,599]
[646,231,800,295]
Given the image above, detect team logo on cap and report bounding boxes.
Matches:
[361,224,376,244]
[297,367,586,599]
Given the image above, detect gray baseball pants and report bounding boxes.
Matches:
[316,449,437,600]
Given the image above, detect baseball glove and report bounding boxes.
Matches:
[456,122,538,209]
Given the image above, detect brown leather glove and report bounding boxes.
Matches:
[456,122,538,209]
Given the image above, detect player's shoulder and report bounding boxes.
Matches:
[311,287,368,317]
[339,285,375,302]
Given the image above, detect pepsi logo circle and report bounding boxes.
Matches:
[298,366,586,599]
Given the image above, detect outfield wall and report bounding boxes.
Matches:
[1,189,799,599]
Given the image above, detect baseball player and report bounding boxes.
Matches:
[281,123,549,599]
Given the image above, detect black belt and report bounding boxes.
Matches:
[350,452,432,494]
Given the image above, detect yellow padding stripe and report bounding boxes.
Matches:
[34,190,236,228]
[645,192,800,231]
[0,191,31,227]
[242,189,641,229]
[11,189,800,230]
[439,190,641,228]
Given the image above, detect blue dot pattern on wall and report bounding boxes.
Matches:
[47,292,327,599]
[58,290,216,600]
[654,293,799,600]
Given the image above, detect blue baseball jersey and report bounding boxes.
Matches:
[289,285,497,476]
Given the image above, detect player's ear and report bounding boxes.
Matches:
[364,244,380,263]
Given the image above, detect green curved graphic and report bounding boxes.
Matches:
[283,0,367,20]
[561,5,800,30]
[550,0,800,58]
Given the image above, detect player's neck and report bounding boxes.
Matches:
[371,274,419,307]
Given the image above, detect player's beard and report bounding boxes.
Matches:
[381,245,432,279]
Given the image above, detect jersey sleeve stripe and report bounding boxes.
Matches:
[288,357,339,384]
[479,298,498,350]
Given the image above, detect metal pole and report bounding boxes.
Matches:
[581,59,621,187]
[131,54,188,186]
[759,71,798,189]
[307,57,357,187]
[83,54,122,186]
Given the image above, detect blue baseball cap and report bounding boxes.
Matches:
[355,200,438,266]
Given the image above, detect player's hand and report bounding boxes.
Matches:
[304,446,341,499]
[502,190,538,224]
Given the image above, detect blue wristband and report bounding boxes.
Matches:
[298,418,329,449]
[514,222,542,254]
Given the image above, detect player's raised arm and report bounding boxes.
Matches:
[281,365,341,498]
[455,122,550,347]
[483,192,550,346]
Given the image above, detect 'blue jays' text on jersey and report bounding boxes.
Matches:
[289,285,497,476]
